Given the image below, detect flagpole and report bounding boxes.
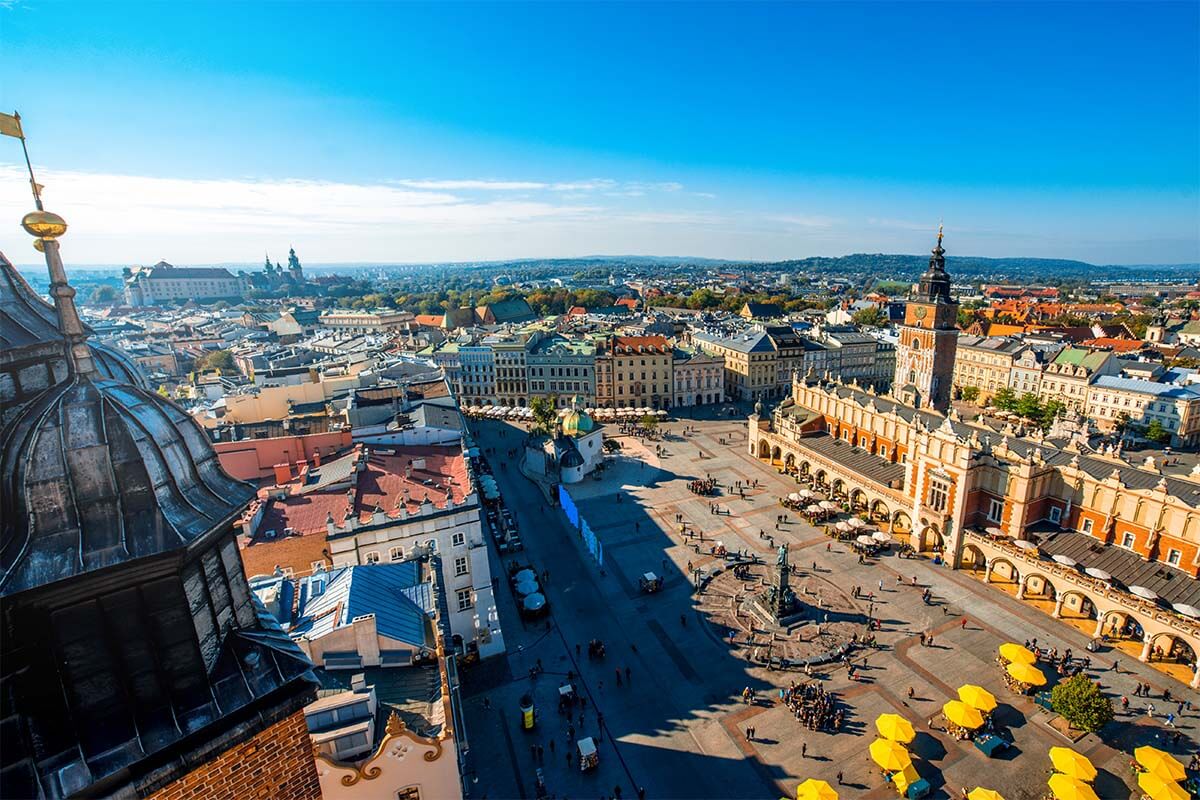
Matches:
[13,112,43,211]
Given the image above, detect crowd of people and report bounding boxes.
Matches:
[782,681,844,732]
[689,477,718,495]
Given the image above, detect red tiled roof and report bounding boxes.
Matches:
[250,445,470,542]
[1081,338,1145,353]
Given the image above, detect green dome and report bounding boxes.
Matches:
[562,408,594,437]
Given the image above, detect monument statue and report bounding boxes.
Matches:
[762,542,797,621]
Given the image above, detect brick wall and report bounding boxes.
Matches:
[148,710,321,800]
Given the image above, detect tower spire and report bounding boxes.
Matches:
[12,116,95,376]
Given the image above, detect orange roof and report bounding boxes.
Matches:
[612,335,670,353]
[986,323,1026,337]
[250,444,470,541]
[1081,338,1145,353]
[615,297,639,309]
[414,314,444,327]
[567,305,587,315]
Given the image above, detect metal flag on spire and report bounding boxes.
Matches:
[1,110,45,211]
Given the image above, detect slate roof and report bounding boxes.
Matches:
[293,564,433,648]
[795,432,906,487]
[1038,530,1200,608]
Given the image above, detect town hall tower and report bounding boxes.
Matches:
[893,225,958,411]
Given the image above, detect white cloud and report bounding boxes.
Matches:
[392,179,548,191]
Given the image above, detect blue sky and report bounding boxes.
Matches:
[2,1,1197,264]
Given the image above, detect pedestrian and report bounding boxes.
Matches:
[538,745,544,763]
[801,742,807,758]
[483,696,492,710]
[1166,713,1176,727]
[878,579,883,592]
[680,614,687,627]
[615,668,622,687]
[549,739,555,754]
[836,772,844,786]
[961,618,968,630]
[907,686,915,699]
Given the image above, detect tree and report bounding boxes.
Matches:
[1051,675,1113,733]
[850,306,886,327]
[991,387,1016,411]
[641,414,658,430]
[960,386,980,403]
[201,349,235,374]
[1145,418,1171,445]
[1015,392,1043,420]
[529,395,558,436]
[89,285,118,304]
[1039,399,1066,428]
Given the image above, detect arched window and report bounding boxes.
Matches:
[911,338,921,349]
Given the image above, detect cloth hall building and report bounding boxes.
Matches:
[748,232,1200,687]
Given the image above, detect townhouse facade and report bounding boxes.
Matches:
[672,346,726,407]
[951,334,1026,402]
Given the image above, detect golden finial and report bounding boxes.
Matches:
[937,220,944,244]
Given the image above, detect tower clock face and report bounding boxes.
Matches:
[914,306,928,320]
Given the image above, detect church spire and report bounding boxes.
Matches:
[14,121,96,377]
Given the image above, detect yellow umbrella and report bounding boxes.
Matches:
[875,713,916,743]
[957,684,997,713]
[942,700,984,729]
[1137,771,1189,800]
[998,642,1036,664]
[1049,747,1097,782]
[1135,746,1187,782]
[795,779,838,800]
[1047,774,1100,800]
[869,738,912,772]
[968,790,1005,800]
[1005,661,1047,686]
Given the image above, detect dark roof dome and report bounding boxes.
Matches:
[0,251,147,388]
[1,372,255,595]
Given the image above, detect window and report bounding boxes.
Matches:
[928,479,949,513]
[1082,518,1094,535]
[364,551,381,564]
[1166,549,1182,567]
[456,588,474,611]
[398,788,422,800]
[1048,506,1062,524]
[455,556,469,576]
[1120,532,1136,550]
[311,560,327,572]
[987,499,1004,523]
[389,546,404,561]
[451,530,466,547]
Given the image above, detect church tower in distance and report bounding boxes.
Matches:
[893,225,958,412]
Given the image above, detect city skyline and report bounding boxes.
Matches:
[2,0,1198,264]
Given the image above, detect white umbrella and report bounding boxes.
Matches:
[1084,567,1111,582]
[1012,540,1039,551]
[798,489,814,499]
[523,592,547,612]
[1052,554,1078,567]
[1129,585,1158,601]
[656,409,668,416]
[856,534,876,546]
[820,500,838,511]
[872,530,893,543]
[787,493,802,503]
[985,526,1004,536]
[835,521,852,533]
[806,504,823,514]
[1172,603,1200,619]
[848,517,867,529]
